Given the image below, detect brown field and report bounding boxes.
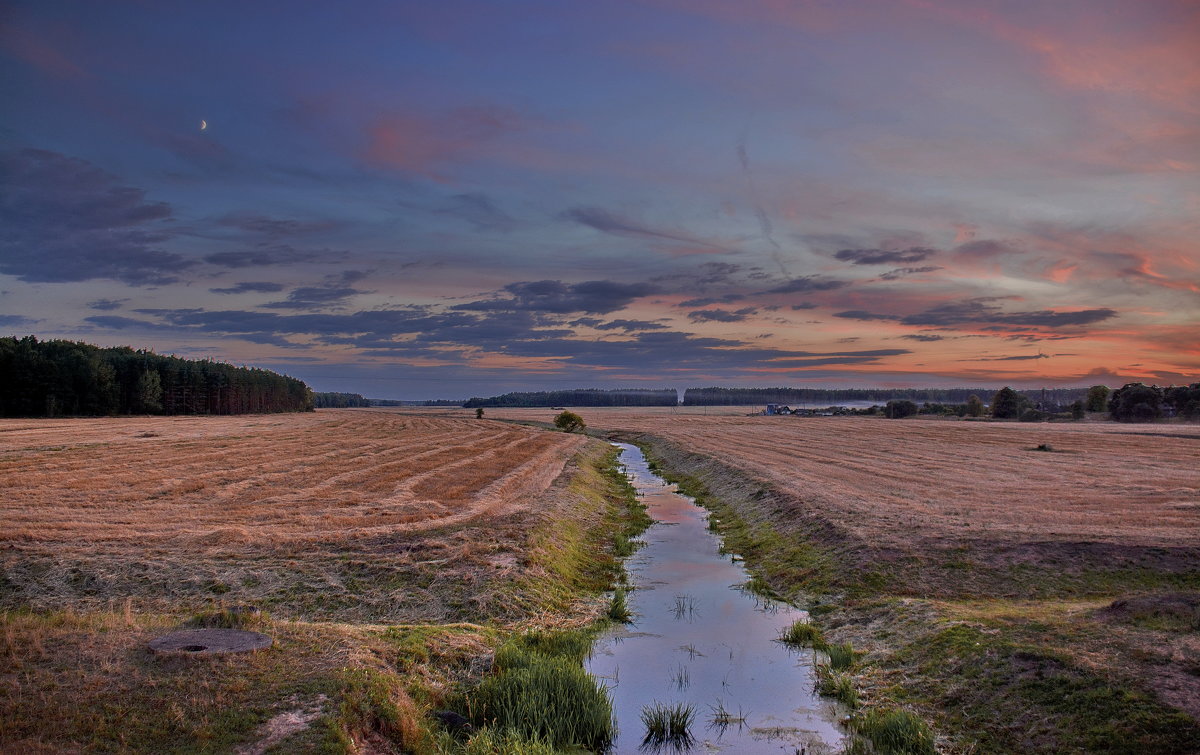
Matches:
[0,409,608,624]
[487,407,1200,561]
[1,409,585,545]
[1,409,636,752]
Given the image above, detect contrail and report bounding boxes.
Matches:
[737,132,788,275]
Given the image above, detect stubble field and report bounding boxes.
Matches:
[0,409,589,620]
[1,409,638,752]
[487,407,1200,574]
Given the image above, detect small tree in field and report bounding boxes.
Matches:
[475,407,484,419]
[885,399,918,418]
[554,410,586,433]
[990,387,1030,419]
[964,394,984,417]
[1085,385,1111,413]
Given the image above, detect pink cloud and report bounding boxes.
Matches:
[0,24,89,80]
[364,105,530,180]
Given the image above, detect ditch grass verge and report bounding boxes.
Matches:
[616,431,1200,754]
[1,441,648,753]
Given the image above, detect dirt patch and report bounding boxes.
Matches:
[236,695,328,755]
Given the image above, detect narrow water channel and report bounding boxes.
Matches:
[587,443,844,754]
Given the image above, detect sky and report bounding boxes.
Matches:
[1,0,1197,399]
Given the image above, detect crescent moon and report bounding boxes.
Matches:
[200,120,207,131]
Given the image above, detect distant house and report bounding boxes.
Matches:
[765,403,793,415]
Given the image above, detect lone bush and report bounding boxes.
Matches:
[553,410,586,433]
[964,394,984,417]
[1085,384,1111,413]
[885,400,918,419]
[990,387,1031,419]
[1109,383,1163,422]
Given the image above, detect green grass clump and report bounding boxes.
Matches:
[607,588,632,623]
[815,665,858,708]
[494,629,595,669]
[640,701,695,750]
[826,641,856,670]
[473,632,614,751]
[779,619,826,648]
[461,727,557,754]
[849,707,936,755]
[613,533,637,557]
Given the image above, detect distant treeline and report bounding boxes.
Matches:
[464,389,678,408]
[0,336,312,417]
[313,392,371,408]
[682,386,1089,406]
[368,399,463,407]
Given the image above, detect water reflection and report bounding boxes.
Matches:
[587,443,844,754]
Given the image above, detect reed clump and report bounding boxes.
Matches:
[472,631,614,751]
[825,641,856,670]
[779,619,826,648]
[640,701,695,750]
[815,665,858,708]
[607,588,632,623]
[849,707,936,755]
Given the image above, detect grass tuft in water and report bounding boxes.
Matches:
[613,533,638,557]
[670,664,690,691]
[607,588,632,623]
[743,573,780,600]
[779,619,826,648]
[825,641,856,670]
[849,707,936,755]
[641,701,695,750]
[814,664,858,708]
[670,594,697,620]
[707,699,749,732]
